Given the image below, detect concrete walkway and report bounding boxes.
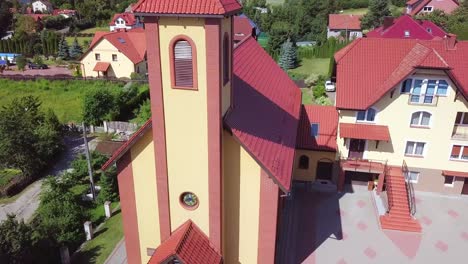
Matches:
[104,239,127,264]
[0,136,88,222]
[278,183,468,263]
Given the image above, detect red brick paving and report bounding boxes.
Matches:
[357,221,368,231]
[461,232,468,241]
[447,209,459,218]
[435,240,448,252]
[336,258,347,264]
[421,216,432,225]
[364,247,376,259]
[357,200,366,208]
[383,230,422,259]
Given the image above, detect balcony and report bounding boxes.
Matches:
[340,158,387,174]
[452,125,468,140]
[407,93,439,106]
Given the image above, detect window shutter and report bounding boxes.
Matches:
[174,40,193,87]
[451,145,461,157]
[462,146,468,159]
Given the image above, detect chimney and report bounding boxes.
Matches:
[383,17,394,30]
[445,33,457,50]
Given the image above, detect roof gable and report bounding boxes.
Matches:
[225,37,301,192]
[328,14,362,30]
[409,0,459,15]
[297,105,338,152]
[132,0,242,16]
[110,13,137,26]
[366,15,446,40]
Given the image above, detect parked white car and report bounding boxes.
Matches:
[325,80,336,92]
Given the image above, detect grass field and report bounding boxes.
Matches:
[340,8,368,15]
[72,209,123,264]
[66,37,93,49]
[0,79,133,123]
[0,169,21,188]
[301,88,314,105]
[266,0,284,5]
[79,27,109,34]
[289,58,330,77]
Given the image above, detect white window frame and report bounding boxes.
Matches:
[455,112,468,126]
[95,53,101,61]
[356,107,378,123]
[422,6,433,12]
[444,175,455,187]
[403,76,451,104]
[407,171,419,183]
[112,54,118,62]
[404,140,427,157]
[404,30,410,38]
[449,144,468,162]
[410,111,432,128]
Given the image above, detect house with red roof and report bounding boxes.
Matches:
[406,0,459,16]
[367,15,447,40]
[327,14,363,40]
[109,12,142,32]
[80,28,147,78]
[32,0,53,13]
[333,35,468,231]
[52,9,76,18]
[233,15,258,43]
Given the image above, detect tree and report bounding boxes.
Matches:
[416,9,449,28]
[360,0,391,29]
[0,1,13,37]
[36,177,86,247]
[267,21,292,58]
[0,96,63,178]
[278,38,298,70]
[15,55,27,71]
[69,38,83,59]
[0,215,34,264]
[97,168,118,204]
[132,99,151,125]
[83,89,120,126]
[57,35,69,59]
[14,15,36,37]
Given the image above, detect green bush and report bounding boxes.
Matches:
[337,0,368,9]
[33,55,43,65]
[16,56,27,71]
[315,96,333,106]
[305,73,320,88]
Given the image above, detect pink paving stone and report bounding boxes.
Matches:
[357,200,366,208]
[383,230,422,259]
[461,232,468,241]
[435,240,448,252]
[342,232,348,240]
[364,247,376,259]
[415,197,422,204]
[357,221,368,231]
[421,216,432,225]
[336,258,347,264]
[448,209,459,218]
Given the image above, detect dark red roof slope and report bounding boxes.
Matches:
[328,14,362,30]
[234,16,254,42]
[132,0,242,16]
[109,12,137,26]
[297,105,338,152]
[148,220,222,264]
[85,28,146,64]
[225,37,301,192]
[340,123,391,141]
[366,15,446,40]
[408,0,459,16]
[334,37,468,110]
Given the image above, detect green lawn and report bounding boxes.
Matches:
[301,88,314,105]
[289,58,330,77]
[0,169,21,188]
[79,27,109,34]
[341,8,368,15]
[72,209,123,264]
[66,37,93,49]
[0,79,130,123]
[266,0,284,5]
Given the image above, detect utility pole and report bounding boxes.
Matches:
[82,122,96,200]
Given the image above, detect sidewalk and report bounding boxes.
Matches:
[104,239,127,264]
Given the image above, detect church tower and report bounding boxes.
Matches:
[133,0,241,255]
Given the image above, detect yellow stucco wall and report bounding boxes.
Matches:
[81,39,145,78]
[222,131,261,263]
[221,16,232,116]
[337,69,468,173]
[158,17,210,234]
[293,150,336,181]
[129,129,160,263]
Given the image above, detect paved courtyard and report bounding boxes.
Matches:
[278,183,468,264]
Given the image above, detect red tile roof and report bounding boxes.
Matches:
[297,105,338,152]
[366,15,446,40]
[328,14,362,30]
[442,170,468,178]
[85,28,146,64]
[93,62,111,72]
[408,0,459,15]
[334,37,468,110]
[101,119,152,170]
[148,220,222,264]
[132,0,242,16]
[234,16,254,42]
[225,37,301,192]
[339,123,391,141]
[95,141,125,156]
[109,12,137,26]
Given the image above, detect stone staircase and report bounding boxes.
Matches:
[379,166,421,233]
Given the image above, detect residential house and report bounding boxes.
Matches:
[327,14,363,40]
[367,15,447,40]
[101,0,305,263]
[32,0,53,13]
[109,12,142,32]
[233,15,258,43]
[406,0,459,16]
[52,9,76,18]
[80,28,147,78]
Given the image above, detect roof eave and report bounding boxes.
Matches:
[134,9,241,18]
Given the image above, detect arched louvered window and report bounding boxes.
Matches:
[223,34,230,85]
[172,38,196,89]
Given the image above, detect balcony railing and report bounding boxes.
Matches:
[408,93,439,106]
[452,124,468,140]
[340,157,387,174]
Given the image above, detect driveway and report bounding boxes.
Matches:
[2,65,72,76]
[277,184,468,263]
[0,136,89,222]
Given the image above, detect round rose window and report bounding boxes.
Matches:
[180,192,199,209]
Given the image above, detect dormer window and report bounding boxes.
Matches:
[310,123,319,137]
[404,30,410,38]
[356,108,376,122]
[422,6,433,12]
[171,36,197,90]
[427,28,432,33]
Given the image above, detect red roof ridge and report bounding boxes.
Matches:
[334,38,362,62]
[132,0,242,16]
